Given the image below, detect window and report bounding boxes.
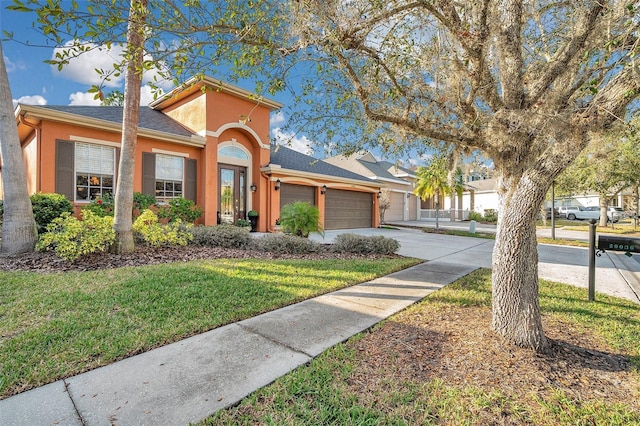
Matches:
[219,145,249,160]
[75,142,115,201]
[155,154,184,201]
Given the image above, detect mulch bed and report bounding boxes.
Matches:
[0,244,397,273]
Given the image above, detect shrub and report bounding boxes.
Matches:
[468,211,484,222]
[30,192,74,234]
[36,210,115,261]
[279,201,324,238]
[332,233,400,255]
[81,192,114,218]
[483,209,498,223]
[189,224,252,249]
[157,197,203,223]
[133,192,157,213]
[247,210,259,217]
[133,209,192,247]
[254,233,321,254]
[236,219,251,228]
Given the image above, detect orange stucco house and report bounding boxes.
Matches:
[2,76,382,232]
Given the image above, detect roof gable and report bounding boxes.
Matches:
[26,105,196,138]
[269,145,374,183]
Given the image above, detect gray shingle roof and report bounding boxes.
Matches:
[40,105,196,137]
[270,145,374,183]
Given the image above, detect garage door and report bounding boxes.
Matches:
[385,192,405,222]
[325,189,373,229]
[280,183,315,208]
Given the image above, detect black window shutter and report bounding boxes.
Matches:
[55,140,75,201]
[185,158,197,202]
[142,152,156,197]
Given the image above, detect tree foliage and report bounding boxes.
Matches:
[285,1,640,351]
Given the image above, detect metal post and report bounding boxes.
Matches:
[551,181,556,240]
[588,219,596,302]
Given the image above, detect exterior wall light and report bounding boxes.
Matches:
[250,183,256,192]
[275,179,281,191]
[377,191,382,199]
[321,184,327,195]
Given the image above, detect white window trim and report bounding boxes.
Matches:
[155,153,185,201]
[74,142,116,203]
[70,135,120,148]
[152,148,190,158]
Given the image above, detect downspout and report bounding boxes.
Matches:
[18,114,42,192]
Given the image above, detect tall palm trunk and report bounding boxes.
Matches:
[112,0,148,254]
[0,41,37,255]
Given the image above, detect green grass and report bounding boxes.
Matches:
[207,269,640,425]
[0,257,419,399]
[421,228,496,239]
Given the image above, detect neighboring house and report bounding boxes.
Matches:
[324,151,419,222]
[457,177,500,215]
[0,76,382,232]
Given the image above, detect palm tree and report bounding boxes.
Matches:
[414,156,462,230]
[0,41,38,254]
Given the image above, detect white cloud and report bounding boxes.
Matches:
[13,95,47,108]
[53,41,126,87]
[69,91,102,106]
[52,40,174,92]
[270,111,286,127]
[140,84,164,106]
[4,55,26,73]
[272,127,314,155]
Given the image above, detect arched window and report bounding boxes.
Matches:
[219,145,249,160]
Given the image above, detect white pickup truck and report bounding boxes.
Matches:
[560,206,624,223]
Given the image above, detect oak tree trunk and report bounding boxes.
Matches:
[0,41,38,255]
[112,0,147,254]
[491,173,550,352]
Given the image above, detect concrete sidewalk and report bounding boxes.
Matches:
[2,228,639,425]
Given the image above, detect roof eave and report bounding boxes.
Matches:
[17,104,206,148]
[260,165,383,189]
[149,76,283,111]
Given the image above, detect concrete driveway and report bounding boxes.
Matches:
[311,227,640,304]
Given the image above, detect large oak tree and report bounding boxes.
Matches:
[285,1,640,351]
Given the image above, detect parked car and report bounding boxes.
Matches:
[558,206,580,219]
[538,207,560,219]
[563,205,622,222]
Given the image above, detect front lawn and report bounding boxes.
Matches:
[207,269,640,425]
[0,257,418,399]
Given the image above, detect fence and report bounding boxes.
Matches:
[419,209,470,221]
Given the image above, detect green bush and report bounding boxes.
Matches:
[483,209,498,223]
[189,224,252,249]
[279,201,324,238]
[133,209,192,247]
[81,192,114,218]
[331,233,400,255]
[36,210,115,261]
[236,219,251,228]
[133,192,157,213]
[468,211,484,222]
[30,192,74,233]
[157,197,203,223]
[254,233,321,254]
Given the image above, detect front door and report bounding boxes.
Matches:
[219,165,247,224]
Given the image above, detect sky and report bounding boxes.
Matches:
[0,2,429,167]
[0,2,328,158]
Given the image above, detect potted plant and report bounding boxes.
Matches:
[279,202,324,238]
[247,210,259,232]
[274,218,281,232]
